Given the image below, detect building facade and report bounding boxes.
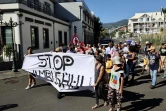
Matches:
[55,0,94,45]
[0,0,94,62]
[128,12,165,34]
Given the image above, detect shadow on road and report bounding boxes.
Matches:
[65,90,94,98]
[33,83,52,88]
[122,98,163,111]
[122,90,145,103]
[155,79,166,88]
[0,104,18,111]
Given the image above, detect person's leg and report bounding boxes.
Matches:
[131,63,136,82]
[125,63,130,83]
[152,70,157,87]
[31,74,36,87]
[116,90,122,111]
[25,74,32,90]
[108,87,115,111]
[92,86,99,109]
[99,82,108,106]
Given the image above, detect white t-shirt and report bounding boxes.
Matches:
[106,47,111,55]
[109,67,124,90]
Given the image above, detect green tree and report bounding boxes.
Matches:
[93,16,103,44]
[3,44,12,61]
[118,31,124,37]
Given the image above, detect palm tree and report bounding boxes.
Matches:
[162,8,166,28]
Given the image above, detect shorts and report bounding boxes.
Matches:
[161,56,166,62]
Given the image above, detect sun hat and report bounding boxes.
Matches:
[148,46,155,50]
[96,55,103,62]
[145,41,149,44]
[112,56,122,65]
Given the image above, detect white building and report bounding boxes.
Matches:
[128,12,165,34]
[55,0,94,44]
[0,0,94,61]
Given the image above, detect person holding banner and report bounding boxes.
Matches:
[92,55,108,109]
[25,47,36,90]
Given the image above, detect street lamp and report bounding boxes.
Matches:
[0,9,23,72]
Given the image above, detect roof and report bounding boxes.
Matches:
[130,12,164,20]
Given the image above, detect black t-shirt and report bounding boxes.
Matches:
[159,48,166,56]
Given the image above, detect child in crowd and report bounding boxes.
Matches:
[106,54,113,80]
[108,56,124,111]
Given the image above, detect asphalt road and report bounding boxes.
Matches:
[0,70,166,111]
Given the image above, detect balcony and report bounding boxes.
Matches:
[0,0,69,22]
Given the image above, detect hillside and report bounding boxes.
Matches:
[103,19,128,29]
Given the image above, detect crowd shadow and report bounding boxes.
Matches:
[0,104,18,111]
[122,90,145,103]
[62,90,95,98]
[122,98,163,111]
[155,79,166,88]
[32,83,52,88]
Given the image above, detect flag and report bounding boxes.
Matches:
[70,33,80,45]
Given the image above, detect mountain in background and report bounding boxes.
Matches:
[103,19,128,29]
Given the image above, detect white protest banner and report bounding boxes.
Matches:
[22,52,95,92]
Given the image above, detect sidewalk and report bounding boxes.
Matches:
[0,69,27,80]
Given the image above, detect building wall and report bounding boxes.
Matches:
[72,21,83,41]
[59,2,83,20]
[21,13,54,54]
[54,22,69,47]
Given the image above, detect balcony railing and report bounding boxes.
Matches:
[0,0,69,22]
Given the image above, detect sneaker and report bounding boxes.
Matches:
[162,76,166,79]
[150,85,155,89]
[25,85,31,90]
[31,83,36,88]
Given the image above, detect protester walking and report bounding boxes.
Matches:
[25,47,36,90]
[92,55,108,109]
[108,56,124,111]
[125,46,136,84]
[148,46,160,89]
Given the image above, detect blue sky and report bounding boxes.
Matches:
[84,0,166,23]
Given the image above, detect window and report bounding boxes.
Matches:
[43,28,49,48]
[44,2,51,14]
[35,19,44,24]
[25,17,34,22]
[31,26,39,49]
[58,31,62,46]
[64,32,67,45]
[147,18,149,21]
[2,27,12,45]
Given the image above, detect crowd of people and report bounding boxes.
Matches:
[24,40,166,111]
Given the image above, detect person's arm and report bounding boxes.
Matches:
[127,53,135,60]
[95,66,105,85]
[119,74,124,94]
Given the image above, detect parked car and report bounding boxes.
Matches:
[100,38,114,47]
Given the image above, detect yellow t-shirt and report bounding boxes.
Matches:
[106,60,113,73]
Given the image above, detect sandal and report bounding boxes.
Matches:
[104,102,108,106]
[92,104,99,109]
